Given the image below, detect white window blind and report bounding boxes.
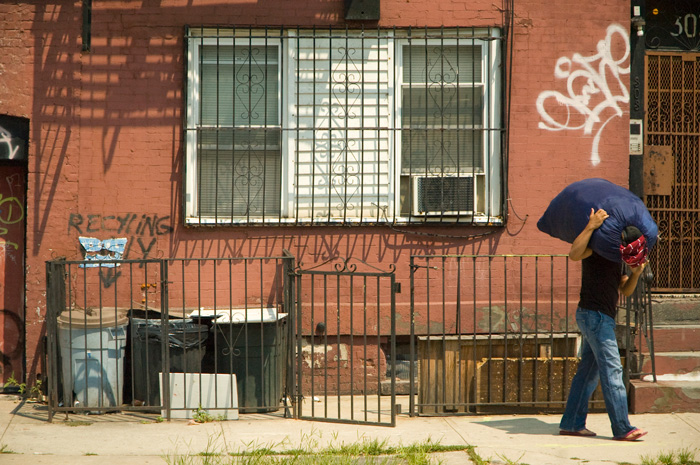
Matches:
[291,31,392,222]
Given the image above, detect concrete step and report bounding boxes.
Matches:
[650,296,700,324]
[641,351,700,376]
[644,325,700,353]
[629,379,700,414]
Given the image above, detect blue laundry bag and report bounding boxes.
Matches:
[537,178,658,262]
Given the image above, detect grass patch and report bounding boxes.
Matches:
[165,429,472,465]
[467,447,491,465]
[466,447,529,465]
[496,452,527,465]
[640,448,699,465]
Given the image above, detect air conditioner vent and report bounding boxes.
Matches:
[413,176,474,215]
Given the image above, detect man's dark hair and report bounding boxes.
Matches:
[621,226,643,246]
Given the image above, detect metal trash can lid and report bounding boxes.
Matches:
[57,307,129,328]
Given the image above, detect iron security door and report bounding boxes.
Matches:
[645,52,700,291]
[292,258,397,426]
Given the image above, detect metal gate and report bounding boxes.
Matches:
[645,52,700,291]
[291,257,397,426]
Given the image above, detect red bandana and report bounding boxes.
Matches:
[620,236,647,267]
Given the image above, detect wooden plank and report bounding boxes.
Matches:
[418,338,471,413]
[418,336,581,413]
[474,357,614,411]
[475,357,579,408]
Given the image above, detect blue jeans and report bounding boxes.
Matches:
[560,307,635,438]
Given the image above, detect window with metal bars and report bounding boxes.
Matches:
[185,27,503,226]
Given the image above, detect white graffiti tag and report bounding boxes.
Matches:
[536,24,630,165]
[0,126,20,159]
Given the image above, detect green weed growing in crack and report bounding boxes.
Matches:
[5,374,44,401]
[0,444,17,454]
[163,438,205,465]
[232,436,288,460]
[164,427,469,465]
[63,420,93,427]
[396,438,470,465]
[678,448,700,465]
[325,437,390,456]
[192,406,227,423]
[640,447,699,465]
[467,447,491,465]
[496,451,528,465]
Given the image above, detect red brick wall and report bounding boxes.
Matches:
[0,1,629,384]
[299,336,387,396]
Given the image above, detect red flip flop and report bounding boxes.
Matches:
[559,428,597,437]
[614,428,648,441]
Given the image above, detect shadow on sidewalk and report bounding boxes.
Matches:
[474,417,557,435]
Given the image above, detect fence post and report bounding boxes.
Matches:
[45,261,65,422]
[408,256,416,417]
[282,250,296,418]
[642,267,656,381]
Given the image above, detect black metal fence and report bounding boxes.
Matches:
[407,254,655,416]
[619,265,656,383]
[45,256,294,421]
[44,253,653,423]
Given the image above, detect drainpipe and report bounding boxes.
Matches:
[629,1,646,198]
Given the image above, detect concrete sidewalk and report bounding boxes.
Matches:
[1,394,698,465]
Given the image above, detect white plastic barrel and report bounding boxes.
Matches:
[57,308,128,410]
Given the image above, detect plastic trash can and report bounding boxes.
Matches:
[209,308,287,413]
[57,308,128,410]
[131,318,209,407]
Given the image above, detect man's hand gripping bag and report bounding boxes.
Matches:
[537,178,658,262]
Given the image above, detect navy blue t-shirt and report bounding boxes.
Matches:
[578,252,622,319]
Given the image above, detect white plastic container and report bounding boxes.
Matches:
[57,308,128,410]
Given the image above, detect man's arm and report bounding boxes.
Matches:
[569,208,609,261]
[620,262,647,297]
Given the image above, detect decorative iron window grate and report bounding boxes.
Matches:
[185,27,504,226]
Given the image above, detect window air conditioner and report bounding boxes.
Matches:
[412,175,474,216]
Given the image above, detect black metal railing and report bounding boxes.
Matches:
[45,253,653,422]
[407,254,655,415]
[45,256,294,421]
[619,266,656,385]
